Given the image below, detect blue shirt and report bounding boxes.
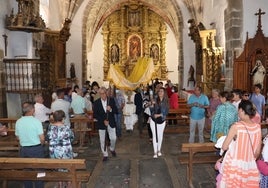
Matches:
[15,116,44,147]
[71,95,86,114]
[250,93,266,116]
[187,94,209,120]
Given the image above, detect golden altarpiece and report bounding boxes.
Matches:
[199,30,225,95]
[233,9,268,95]
[188,19,225,95]
[102,3,168,81]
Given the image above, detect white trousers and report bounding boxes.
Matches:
[149,119,166,154]
[98,125,117,157]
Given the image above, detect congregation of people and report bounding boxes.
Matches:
[0,79,178,187]
[194,83,268,188]
[3,78,268,187]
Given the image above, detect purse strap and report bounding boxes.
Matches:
[241,121,255,156]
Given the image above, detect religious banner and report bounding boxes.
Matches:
[107,57,154,90]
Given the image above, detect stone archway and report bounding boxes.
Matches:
[81,0,184,88]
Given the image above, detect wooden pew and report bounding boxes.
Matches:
[0,140,19,153]
[0,118,17,130]
[178,142,219,187]
[178,98,188,108]
[166,108,190,125]
[0,157,91,188]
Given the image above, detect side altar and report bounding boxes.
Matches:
[188,20,225,95]
[233,9,268,94]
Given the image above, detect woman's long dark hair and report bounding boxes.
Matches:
[156,87,169,107]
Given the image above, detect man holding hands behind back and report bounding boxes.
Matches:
[187,86,209,143]
[93,87,118,162]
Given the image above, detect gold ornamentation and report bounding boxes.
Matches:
[102,2,167,81]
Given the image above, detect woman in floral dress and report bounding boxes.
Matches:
[47,110,74,188]
[47,110,74,159]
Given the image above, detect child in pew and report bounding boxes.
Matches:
[47,110,74,188]
[214,136,226,188]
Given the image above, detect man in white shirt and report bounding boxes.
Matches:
[232,89,242,111]
[34,94,52,131]
[51,88,71,128]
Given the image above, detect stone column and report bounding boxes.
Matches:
[224,0,243,90]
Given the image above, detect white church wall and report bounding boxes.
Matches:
[165,25,178,85]
[177,0,196,90]
[242,0,268,41]
[9,32,31,58]
[202,0,227,48]
[66,0,89,87]
[47,0,66,30]
[0,0,17,58]
[87,30,104,86]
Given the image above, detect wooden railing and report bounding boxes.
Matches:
[3,59,50,93]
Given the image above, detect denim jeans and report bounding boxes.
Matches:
[20,145,45,188]
[114,113,122,137]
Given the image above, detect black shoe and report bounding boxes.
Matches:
[102,156,108,162]
[111,150,117,157]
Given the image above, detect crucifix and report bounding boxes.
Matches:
[2,34,8,56]
[255,8,265,30]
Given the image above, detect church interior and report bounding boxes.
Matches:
[0,0,267,117]
[0,0,266,117]
[0,0,268,187]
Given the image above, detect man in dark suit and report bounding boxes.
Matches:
[93,86,118,161]
[134,87,144,137]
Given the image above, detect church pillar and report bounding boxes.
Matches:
[0,49,7,117]
[224,0,243,90]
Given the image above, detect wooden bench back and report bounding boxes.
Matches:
[178,98,187,108]
[0,140,19,152]
[0,118,17,129]
[168,108,190,114]
[181,142,217,153]
[0,157,86,170]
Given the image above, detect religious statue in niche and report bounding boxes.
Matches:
[129,36,141,60]
[207,32,213,48]
[220,59,226,81]
[110,44,119,63]
[250,59,266,88]
[128,11,140,27]
[187,65,195,86]
[70,63,76,79]
[6,0,46,29]
[150,44,159,62]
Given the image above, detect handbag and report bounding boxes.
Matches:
[152,106,164,124]
[256,159,268,175]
